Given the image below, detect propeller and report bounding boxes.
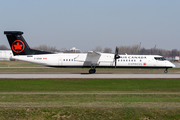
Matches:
[114,46,120,68]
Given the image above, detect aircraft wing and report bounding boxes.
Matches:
[87,51,101,56]
[74,51,101,62]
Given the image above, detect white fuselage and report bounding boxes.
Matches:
[12,53,175,68]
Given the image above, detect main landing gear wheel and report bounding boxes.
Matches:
[89,64,96,74]
[164,68,168,74]
[89,69,96,74]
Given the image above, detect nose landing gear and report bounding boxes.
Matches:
[164,68,168,74]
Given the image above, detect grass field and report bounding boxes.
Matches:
[0,60,43,67]
[0,79,180,92]
[0,94,180,119]
[0,78,180,119]
[1,61,180,119]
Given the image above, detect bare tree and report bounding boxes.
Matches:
[0,45,9,50]
[60,48,67,52]
[171,49,179,56]
[103,47,112,53]
[139,47,149,55]
[118,45,140,54]
[32,45,60,52]
[93,46,102,52]
[131,44,140,54]
[116,44,180,57]
[30,44,180,57]
[118,46,128,54]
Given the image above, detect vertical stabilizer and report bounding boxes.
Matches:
[4,31,33,56]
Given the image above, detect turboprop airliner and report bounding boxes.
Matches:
[4,31,175,74]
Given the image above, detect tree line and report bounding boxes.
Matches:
[117,45,179,57]
[92,45,180,56]
[0,44,179,57]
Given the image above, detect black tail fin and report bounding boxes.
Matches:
[4,31,53,56]
[4,31,33,56]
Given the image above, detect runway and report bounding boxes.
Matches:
[0,73,180,78]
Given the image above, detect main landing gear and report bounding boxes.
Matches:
[89,69,96,74]
[89,64,96,74]
[164,68,168,74]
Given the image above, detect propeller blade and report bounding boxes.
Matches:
[115,46,118,56]
[114,46,119,68]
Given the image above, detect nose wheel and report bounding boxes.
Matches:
[164,68,168,74]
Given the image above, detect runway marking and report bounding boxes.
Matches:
[0,93,180,95]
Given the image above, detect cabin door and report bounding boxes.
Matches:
[58,57,63,65]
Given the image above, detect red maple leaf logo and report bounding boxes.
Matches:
[11,40,25,53]
[14,42,22,50]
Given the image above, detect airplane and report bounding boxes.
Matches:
[4,31,175,74]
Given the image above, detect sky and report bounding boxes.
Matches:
[0,0,180,52]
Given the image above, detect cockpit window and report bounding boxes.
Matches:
[154,57,166,61]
